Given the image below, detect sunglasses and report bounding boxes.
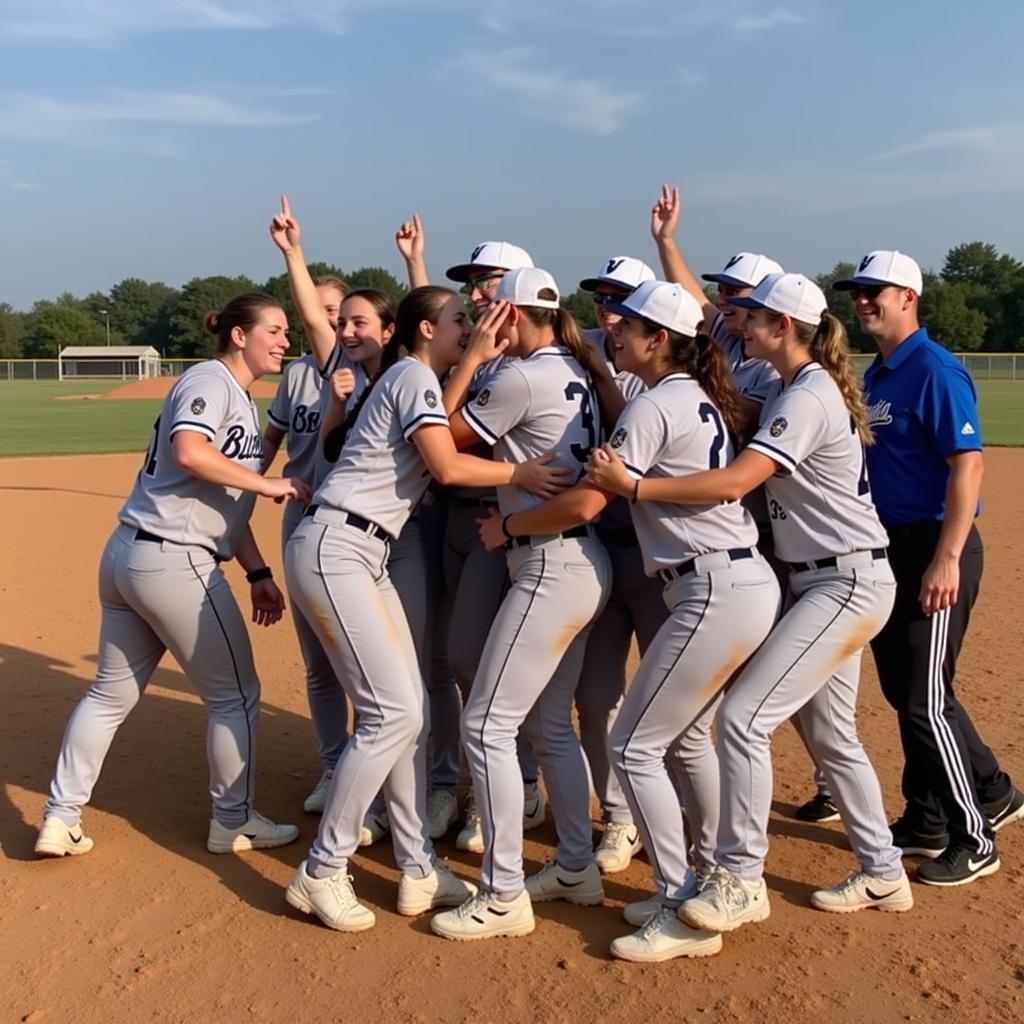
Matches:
[592,291,628,307]
[717,284,749,300]
[464,272,504,294]
[847,284,891,300]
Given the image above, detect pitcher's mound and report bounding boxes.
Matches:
[101,376,279,400]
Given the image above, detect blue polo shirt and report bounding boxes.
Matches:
[863,328,982,525]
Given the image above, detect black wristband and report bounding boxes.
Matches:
[500,514,514,540]
[246,566,273,584]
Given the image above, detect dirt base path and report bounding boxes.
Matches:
[1,452,1022,1024]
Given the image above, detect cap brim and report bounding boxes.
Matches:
[700,273,751,286]
[728,295,766,309]
[603,300,639,319]
[833,276,900,291]
[445,263,507,283]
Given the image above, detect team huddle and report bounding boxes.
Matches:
[34,188,1023,963]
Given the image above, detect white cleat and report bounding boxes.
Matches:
[35,816,94,858]
[456,794,484,854]
[610,907,723,963]
[623,894,662,927]
[398,859,479,916]
[358,807,390,847]
[285,861,376,932]
[303,769,333,814]
[525,859,604,906]
[595,822,643,874]
[810,869,914,914]
[431,890,535,941]
[679,867,770,933]
[425,790,459,840]
[207,811,299,854]
[523,783,546,831]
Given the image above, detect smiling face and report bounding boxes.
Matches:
[610,315,660,377]
[431,294,474,369]
[316,284,345,332]
[464,268,506,314]
[849,284,917,340]
[337,295,391,367]
[592,284,631,335]
[716,282,754,334]
[741,306,786,362]
[234,305,290,379]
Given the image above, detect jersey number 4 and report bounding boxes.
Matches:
[564,382,598,462]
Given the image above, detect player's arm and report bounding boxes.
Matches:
[575,341,626,430]
[234,525,286,627]
[442,302,511,418]
[649,183,717,332]
[261,423,287,473]
[477,481,611,551]
[319,368,357,463]
[586,444,776,503]
[395,213,429,289]
[269,195,336,372]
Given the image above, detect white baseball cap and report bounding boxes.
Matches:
[606,281,704,337]
[579,256,656,293]
[701,252,784,288]
[493,267,560,310]
[833,250,924,294]
[732,273,828,326]
[445,241,534,283]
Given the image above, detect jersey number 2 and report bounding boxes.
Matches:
[564,382,597,462]
[698,402,726,469]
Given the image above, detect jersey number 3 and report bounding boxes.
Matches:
[564,382,597,462]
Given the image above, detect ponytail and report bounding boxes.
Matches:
[518,299,590,368]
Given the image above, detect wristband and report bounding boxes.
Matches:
[631,479,640,505]
[500,514,514,540]
[246,566,274,584]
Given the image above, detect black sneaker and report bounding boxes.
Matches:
[983,787,1024,833]
[917,844,1000,887]
[889,818,949,858]
[795,793,840,823]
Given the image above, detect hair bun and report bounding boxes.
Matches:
[203,311,221,335]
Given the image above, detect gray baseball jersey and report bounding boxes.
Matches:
[267,353,325,484]
[119,359,261,559]
[312,345,372,485]
[710,313,779,404]
[747,363,889,563]
[314,357,448,538]
[461,346,597,516]
[447,355,511,502]
[609,373,758,575]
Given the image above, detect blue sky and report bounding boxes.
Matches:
[2,0,1023,311]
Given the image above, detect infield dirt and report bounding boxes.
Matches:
[1,451,1022,1024]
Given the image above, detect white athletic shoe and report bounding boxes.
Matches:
[285,861,376,932]
[398,859,479,916]
[358,807,390,847]
[303,769,333,815]
[810,869,914,914]
[207,811,299,854]
[425,790,459,840]
[35,816,94,858]
[430,890,535,941]
[623,894,662,927]
[456,794,484,854]
[525,859,604,906]
[679,867,770,933]
[523,783,546,831]
[595,822,643,874]
[610,907,723,963]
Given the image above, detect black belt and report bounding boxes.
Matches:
[595,525,639,549]
[657,547,754,583]
[304,504,391,542]
[133,529,223,562]
[506,524,591,550]
[789,547,888,572]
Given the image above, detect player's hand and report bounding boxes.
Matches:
[511,452,574,499]
[395,213,425,262]
[585,443,633,497]
[259,476,312,504]
[463,301,511,366]
[649,183,680,243]
[476,508,508,551]
[919,552,960,615]
[250,578,286,626]
[329,368,357,404]
[270,194,302,254]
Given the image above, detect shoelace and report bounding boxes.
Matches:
[639,906,675,940]
[832,871,868,894]
[708,867,749,912]
[599,822,634,850]
[326,872,358,907]
[455,891,496,919]
[249,810,275,830]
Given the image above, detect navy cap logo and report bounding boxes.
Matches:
[858,254,874,272]
[605,258,625,275]
[471,244,485,262]
[724,254,743,270]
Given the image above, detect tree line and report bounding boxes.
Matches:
[1,241,1021,361]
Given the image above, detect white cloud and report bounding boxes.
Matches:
[734,8,805,32]
[0,157,40,190]
[871,126,1000,162]
[447,47,640,136]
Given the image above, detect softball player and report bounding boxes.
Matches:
[35,294,309,859]
[593,274,914,935]
[430,268,613,942]
[282,285,569,931]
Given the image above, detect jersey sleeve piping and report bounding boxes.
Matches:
[169,420,217,441]
[266,408,289,429]
[461,403,498,446]
[747,438,797,473]
[402,411,449,441]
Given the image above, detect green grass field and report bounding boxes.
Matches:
[0,378,1021,457]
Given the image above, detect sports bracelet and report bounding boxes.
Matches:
[246,566,274,584]
[501,514,514,540]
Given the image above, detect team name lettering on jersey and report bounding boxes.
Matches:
[221,426,264,461]
[867,399,893,427]
[291,403,321,435]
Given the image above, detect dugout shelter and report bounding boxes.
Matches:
[58,345,162,381]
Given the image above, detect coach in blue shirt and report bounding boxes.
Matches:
[837,250,1021,887]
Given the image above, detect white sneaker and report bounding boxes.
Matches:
[810,869,914,914]
[358,807,390,847]
[426,790,459,840]
[623,894,661,927]
[679,867,770,933]
[207,811,299,854]
[303,769,333,814]
[35,816,94,858]
[610,907,723,963]
[285,861,376,932]
[595,822,642,874]
[525,859,604,906]
[523,783,546,831]
[456,794,484,854]
[431,890,535,941]
[398,859,479,916]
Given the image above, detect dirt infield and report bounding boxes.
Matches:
[97,377,280,400]
[1,451,1022,1024]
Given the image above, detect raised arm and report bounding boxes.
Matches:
[395,213,429,289]
[269,195,336,371]
[319,368,358,464]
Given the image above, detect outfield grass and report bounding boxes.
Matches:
[0,377,1020,457]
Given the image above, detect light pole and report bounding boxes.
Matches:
[99,309,111,346]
